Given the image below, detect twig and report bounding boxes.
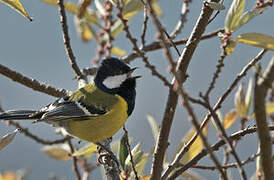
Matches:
[167,125,274,180]
[0,64,68,98]
[123,28,224,63]
[103,1,113,58]
[162,49,267,179]
[58,0,84,81]
[151,1,221,179]
[141,2,149,47]
[254,55,274,179]
[192,153,260,170]
[67,138,82,180]
[170,0,191,39]
[122,126,139,180]
[200,99,247,180]
[116,1,172,88]
[204,48,227,98]
[7,121,71,145]
[180,89,228,179]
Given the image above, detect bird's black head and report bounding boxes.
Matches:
[94,57,138,94]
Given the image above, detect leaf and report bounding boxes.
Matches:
[211,110,223,130]
[238,8,265,29]
[124,143,142,172]
[111,46,126,56]
[266,102,274,115]
[234,83,247,117]
[0,0,32,21]
[206,2,225,11]
[245,78,253,115]
[139,175,151,180]
[225,38,237,55]
[225,0,245,32]
[237,33,274,50]
[223,109,239,129]
[134,153,149,176]
[176,125,208,164]
[146,114,159,143]
[41,144,71,161]
[42,0,98,25]
[0,129,17,152]
[181,170,205,180]
[119,133,129,169]
[94,0,106,16]
[72,143,97,158]
[74,17,93,42]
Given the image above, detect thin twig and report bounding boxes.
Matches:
[180,89,228,179]
[200,99,247,180]
[192,153,260,171]
[116,1,172,88]
[162,49,267,179]
[123,28,224,63]
[152,1,221,179]
[122,126,139,180]
[58,0,84,80]
[167,125,274,180]
[7,121,71,145]
[141,2,149,47]
[67,138,82,180]
[0,64,68,98]
[170,0,191,39]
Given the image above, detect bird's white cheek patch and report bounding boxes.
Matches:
[103,74,127,89]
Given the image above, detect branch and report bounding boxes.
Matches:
[151,1,220,179]
[7,121,71,145]
[192,153,260,170]
[162,49,267,179]
[0,63,68,98]
[58,0,84,81]
[67,138,81,180]
[167,126,274,180]
[254,56,274,179]
[123,28,223,63]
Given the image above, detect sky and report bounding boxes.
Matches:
[0,0,274,179]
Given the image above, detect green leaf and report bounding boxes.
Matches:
[72,143,97,158]
[235,83,247,117]
[111,46,126,56]
[41,144,71,161]
[225,0,245,32]
[42,0,98,25]
[237,33,274,50]
[0,0,32,21]
[119,133,129,169]
[238,8,265,29]
[146,114,159,143]
[245,78,253,115]
[133,153,149,177]
[207,2,225,11]
[74,17,94,42]
[0,129,17,152]
[211,110,223,130]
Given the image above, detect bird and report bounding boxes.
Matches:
[0,57,140,143]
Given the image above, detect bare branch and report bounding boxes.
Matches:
[254,56,274,179]
[151,1,221,179]
[123,28,224,63]
[0,63,68,98]
[7,121,71,145]
[58,0,84,81]
[167,126,274,180]
[122,126,139,180]
[67,138,82,180]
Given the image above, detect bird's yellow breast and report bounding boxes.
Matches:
[67,95,128,143]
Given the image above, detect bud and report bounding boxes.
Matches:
[234,83,247,117]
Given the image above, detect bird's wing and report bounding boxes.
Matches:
[32,83,118,124]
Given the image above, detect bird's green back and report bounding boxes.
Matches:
[69,82,118,111]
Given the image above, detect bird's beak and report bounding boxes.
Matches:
[127,67,141,79]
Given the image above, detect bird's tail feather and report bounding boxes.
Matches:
[0,110,37,120]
